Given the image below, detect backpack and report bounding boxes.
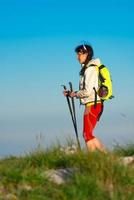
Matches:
[94,64,113,103]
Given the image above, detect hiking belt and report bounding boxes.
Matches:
[85,100,102,107]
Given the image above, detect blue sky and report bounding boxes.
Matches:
[0,0,134,157]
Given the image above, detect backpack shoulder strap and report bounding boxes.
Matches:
[98,64,105,70]
[97,64,106,83]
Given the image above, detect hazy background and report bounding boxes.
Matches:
[0,0,134,157]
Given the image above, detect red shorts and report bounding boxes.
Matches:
[83,103,103,142]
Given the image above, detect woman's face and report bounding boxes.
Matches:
[77,52,88,64]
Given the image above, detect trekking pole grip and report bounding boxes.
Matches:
[62,85,67,90]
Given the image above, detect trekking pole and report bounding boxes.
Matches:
[69,82,81,149]
[62,85,81,150]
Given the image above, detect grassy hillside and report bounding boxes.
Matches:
[0,143,134,200]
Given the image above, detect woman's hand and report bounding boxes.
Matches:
[63,90,69,96]
[69,91,77,97]
[63,90,77,97]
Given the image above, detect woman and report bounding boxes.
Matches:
[64,44,106,152]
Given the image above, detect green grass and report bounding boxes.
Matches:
[113,143,134,156]
[0,143,133,200]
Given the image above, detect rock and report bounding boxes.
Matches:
[43,168,78,185]
[60,144,78,155]
[18,184,32,191]
[5,193,18,200]
[122,156,134,165]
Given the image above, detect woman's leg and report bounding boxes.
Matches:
[86,138,107,153]
[83,103,106,152]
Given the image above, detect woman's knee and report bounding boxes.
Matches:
[83,132,95,143]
